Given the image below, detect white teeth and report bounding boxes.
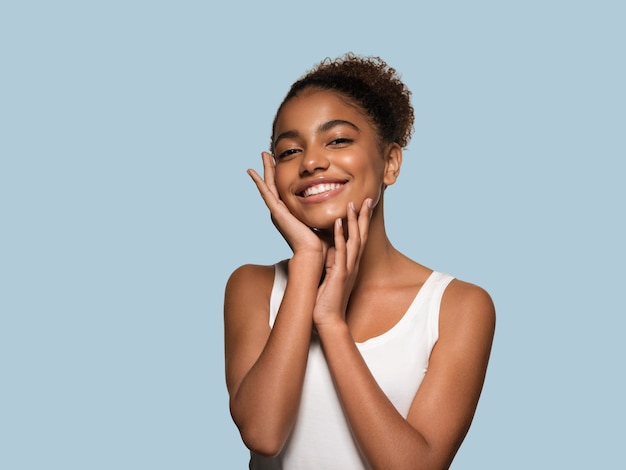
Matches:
[302,183,343,197]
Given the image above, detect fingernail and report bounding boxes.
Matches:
[349,201,356,211]
[367,198,373,209]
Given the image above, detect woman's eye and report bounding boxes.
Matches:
[276,148,300,160]
[329,138,352,146]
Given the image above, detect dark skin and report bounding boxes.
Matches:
[224,89,495,469]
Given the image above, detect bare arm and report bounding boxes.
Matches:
[225,255,322,456]
[313,203,495,469]
[224,152,327,456]
[316,281,495,469]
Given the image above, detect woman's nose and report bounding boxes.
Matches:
[299,148,330,175]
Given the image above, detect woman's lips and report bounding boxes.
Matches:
[296,179,347,202]
[301,182,344,197]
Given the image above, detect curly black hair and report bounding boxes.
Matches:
[271,53,414,152]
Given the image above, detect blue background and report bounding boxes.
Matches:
[1,1,624,468]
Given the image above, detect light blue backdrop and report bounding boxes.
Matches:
[2,1,624,468]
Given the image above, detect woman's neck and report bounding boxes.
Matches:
[353,201,404,288]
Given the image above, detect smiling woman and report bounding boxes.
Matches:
[272,89,392,231]
[224,53,495,470]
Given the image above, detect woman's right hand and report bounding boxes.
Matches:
[247,151,327,258]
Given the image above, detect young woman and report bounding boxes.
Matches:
[224,54,495,470]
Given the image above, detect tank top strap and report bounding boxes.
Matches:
[420,271,455,344]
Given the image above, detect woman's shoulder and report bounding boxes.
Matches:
[439,277,496,341]
[443,278,494,312]
[224,262,281,328]
[228,262,276,279]
[226,262,277,294]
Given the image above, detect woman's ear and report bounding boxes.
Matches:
[383,143,403,186]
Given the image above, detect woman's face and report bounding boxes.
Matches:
[272,89,398,230]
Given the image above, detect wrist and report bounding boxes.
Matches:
[314,317,350,339]
[289,251,325,270]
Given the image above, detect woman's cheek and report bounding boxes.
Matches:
[273,172,290,202]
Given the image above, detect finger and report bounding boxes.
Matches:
[247,167,278,208]
[261,151,279,197]
[325,245,337,271]
[246,167,268,195]
[248,152,282,208]
[345,201,361,267]
[333,217,346,269]
[356,198,373,253]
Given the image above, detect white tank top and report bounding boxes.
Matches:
[250,260,454,470]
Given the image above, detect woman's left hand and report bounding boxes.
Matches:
[312,198,373,327]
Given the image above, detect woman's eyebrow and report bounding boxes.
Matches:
[273,130,299,147]
[274,120,360,147]
[318,119,360,133]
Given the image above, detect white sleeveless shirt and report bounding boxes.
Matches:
[250,260,454,470]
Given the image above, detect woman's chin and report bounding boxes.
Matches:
[304,208,348,228]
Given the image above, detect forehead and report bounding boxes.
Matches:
[275,89,372,132]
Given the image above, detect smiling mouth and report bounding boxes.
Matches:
[300,183,345,198]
